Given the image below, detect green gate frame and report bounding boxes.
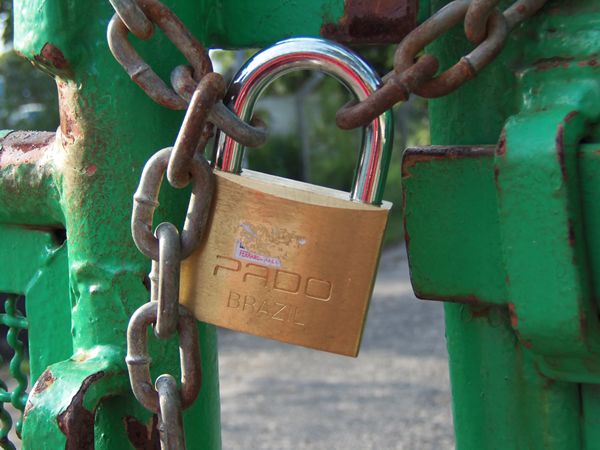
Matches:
[2,0,598,448]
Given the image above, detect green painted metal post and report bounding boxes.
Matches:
[404,0,600,448]
[4,1,224,448]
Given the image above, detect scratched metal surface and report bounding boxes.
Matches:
[218,244,453,450]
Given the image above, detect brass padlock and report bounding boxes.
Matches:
[181,37,393,356]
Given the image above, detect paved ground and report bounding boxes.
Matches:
[218,245,455,450]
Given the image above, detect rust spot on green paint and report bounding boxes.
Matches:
[57,81,84,146]
[321,0,417,44]
[402,146,495,178]
[470,306,491,318]
[577,58,598,67]
[0,131,55,169]
[23,369,56,420]
[534,57,573,71]
[57,371,105,450]
[507,303,518,328]
[496,132,506,157]
[124,415,160,449]
[414,290,483,304]
[521,339,533,349]
[556,112,578,182]
[34,43,73,78]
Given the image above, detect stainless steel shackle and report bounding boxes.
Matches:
[214,37,393,205]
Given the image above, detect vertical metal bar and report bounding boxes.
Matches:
[11,1,221,448]
[427,1,587,448]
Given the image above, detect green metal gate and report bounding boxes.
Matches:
[0,0,598,448]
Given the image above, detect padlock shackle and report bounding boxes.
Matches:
[214,37,393,205]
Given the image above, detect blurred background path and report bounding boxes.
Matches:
[218,245,454,450]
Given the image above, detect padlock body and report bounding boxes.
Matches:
[180,170,391,356]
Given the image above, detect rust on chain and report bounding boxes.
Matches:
[336,55,438,129]
[168,72,225,188]
[504,0,548,29]
[396,3,508,98]
[132,147,214,261]
[107,0,212,110]
[171,65,268,148]
[154,223,181,340]
[336,0,548,128]
[0,131,55,168]
[155,375,186,450]
[464,0,501,44]
[321,0,417,44]
[109,0,155,40]
[126,302,201,413]
[124,415,160,450]
[394,0,470,73]
[57,372,106,450]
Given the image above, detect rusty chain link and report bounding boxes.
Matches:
[108,0,266,148]
[108,0,154,40]
[107,0,212,110]
[168,72,225,188]
[171,65,268,149]
[336,0,549,129]
[132,147,214,261]
[154,222,181,339]
[126,302,202,413]
[156,375,186,449]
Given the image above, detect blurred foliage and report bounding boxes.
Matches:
[0,2,59,132]
[0,1,12,45]
[0,51,59,131]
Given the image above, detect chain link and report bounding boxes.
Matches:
[336,0,549,129]
[464,0,501,44]
[131,147,214,261]
[126,302,202,413]
[154,223,181,339]
[107,0,212,110]
[168,72,225,188]
[170,65,268,149]
[108,0,154,40]
[156,375,186,450]
[108,0,266,148]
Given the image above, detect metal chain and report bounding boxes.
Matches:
[336,0,549,129]
[127,142,213,449]
[107,0,266,148]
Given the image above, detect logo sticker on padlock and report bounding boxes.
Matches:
[180,37,393,357]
